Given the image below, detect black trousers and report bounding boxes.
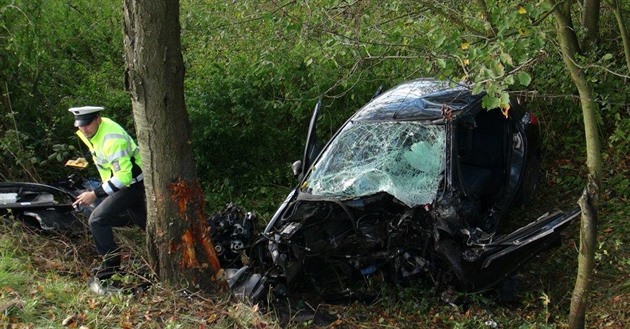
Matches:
[88,182,146,256]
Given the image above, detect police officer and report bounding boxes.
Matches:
[69,106,146,279]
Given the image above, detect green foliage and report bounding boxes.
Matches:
[1,0,629,214]
[607,113,630,160]
[604,113,630,200]
[0,229,29,286]
[0,1,629,328]
[180,0,431,211]
[0,128,40,181]
[0,0,130,181]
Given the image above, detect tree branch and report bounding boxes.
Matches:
[581,0,601,52]
[420,0,485,36]
[606,0,630,72]
[475,0,497,37]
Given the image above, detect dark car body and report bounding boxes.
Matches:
[0,175,97,234]
[226,78,579,301]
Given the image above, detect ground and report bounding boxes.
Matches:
[0,159,628,328]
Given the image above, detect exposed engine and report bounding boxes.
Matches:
[259,193,440,297]
[207,203,257,267]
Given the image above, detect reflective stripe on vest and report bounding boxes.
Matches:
[75,117,141,189]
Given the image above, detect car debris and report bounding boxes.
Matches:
[0,174,97,234]
[219,78,580,302]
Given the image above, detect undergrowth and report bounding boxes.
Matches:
[0,220,277,329]
[1,152,628,328]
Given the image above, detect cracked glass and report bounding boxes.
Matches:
[302,121,446,207]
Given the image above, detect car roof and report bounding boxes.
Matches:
[352,78,482,121]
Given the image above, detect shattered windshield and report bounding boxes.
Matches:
[302,121,446,207]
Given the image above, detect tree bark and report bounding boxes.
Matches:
[609,0,630,71]
[549,2,603,328]
[572,177,599,329]
[581,0,601,52]
[123,0,224,291]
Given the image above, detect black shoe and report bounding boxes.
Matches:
[91,256,121,279]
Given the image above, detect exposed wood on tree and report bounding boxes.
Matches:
[572,177,599,329]
[122,0,224,291]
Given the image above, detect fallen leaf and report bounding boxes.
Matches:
[206,313,218,323]
[62,314,76,326]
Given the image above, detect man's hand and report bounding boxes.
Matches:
[73,191,97,207]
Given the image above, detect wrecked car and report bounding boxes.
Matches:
[226,78,580,301]
[0,174,97,234]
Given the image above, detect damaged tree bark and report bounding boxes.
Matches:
[122,0,224,290]
[571,177,598,329]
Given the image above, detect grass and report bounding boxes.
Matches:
[0,221,266,329]
[1,162,628,329]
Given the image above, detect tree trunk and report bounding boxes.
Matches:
[572,177,599,329]
[609,0,630,71]
[549,2,603,328]
[581,0,601,52]
[122,0,224,291]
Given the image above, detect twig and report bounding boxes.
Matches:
[5,82,22,152]
[5,148,40,182]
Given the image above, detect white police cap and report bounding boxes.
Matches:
[69,106,104,127]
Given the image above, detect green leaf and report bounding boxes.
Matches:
[602,53,613,61]
[491,61,505,77]
[500,91,510,108]
[482,94,501,109]
[471,83,484,95]
[434,35,446,48]
[505,74,515,85]
[436,58,446,69]
[516,71,531,86]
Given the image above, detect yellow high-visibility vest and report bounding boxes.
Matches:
[76,117,142,196]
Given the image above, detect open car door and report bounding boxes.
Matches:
[439,208,581,291]
[299,99,322,180]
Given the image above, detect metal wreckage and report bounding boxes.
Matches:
[0,174,96,235]
[1,79,579,303]
[217,79,580,302]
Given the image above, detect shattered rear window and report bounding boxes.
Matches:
[302,121,445,207]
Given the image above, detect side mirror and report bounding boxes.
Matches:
[291,160,302,178]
